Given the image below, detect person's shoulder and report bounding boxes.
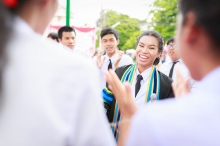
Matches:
[158,61,171,75]
[159,61,170,68]
[134,93,192,127]
[28,35,95,70]
[178,59,189,69]
[158,70,173,83]
[116,64,132,72]
[11,30,94,68]
[129,90,220,145]
[75,49,92,59]
[115,64,133,79]
[162,60,171,65]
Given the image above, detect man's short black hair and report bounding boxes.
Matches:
[100,27,119,40]
[179,0,220,50]
[166,37,175,45]
[58,26,76,39]
[47,32,58,42]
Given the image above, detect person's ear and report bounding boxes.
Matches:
[58,38,61,43]
[183,12,199,45]
[183,12,210,54]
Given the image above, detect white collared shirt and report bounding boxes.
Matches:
[0,16,116,146]
[126,66,220,146]
[159,59,197,89]
[95,52,133,89]
[58,43,92,59]
[131,67,152,108]
[74,49,91,58]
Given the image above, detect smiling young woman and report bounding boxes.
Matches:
[102,30,174,141]
[0,0,116,145]
[135,34,161,73]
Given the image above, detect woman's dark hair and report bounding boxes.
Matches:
[136,31,164,65]
[179,0,220,48]
[0,1,15,91]
[0,0,28,91]
[0,2,10,48]
[47,32,59,42]
[8,0,27,13]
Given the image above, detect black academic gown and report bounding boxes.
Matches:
[104,64,174,123]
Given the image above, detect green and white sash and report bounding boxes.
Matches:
[112,64,161,141]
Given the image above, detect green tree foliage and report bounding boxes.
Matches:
[96,10,142,50]
[149,0,178,42]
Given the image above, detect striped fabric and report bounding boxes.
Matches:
[102,64,160,142]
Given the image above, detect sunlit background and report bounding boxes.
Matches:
[58,0,154,26]
[45,0,178,56]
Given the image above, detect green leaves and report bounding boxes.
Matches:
[96,10,142,50]
[96,0,178,50]
[149,0,178,42]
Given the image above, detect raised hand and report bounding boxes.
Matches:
[114,50,124,69]
[105,69,137,119]
[172,67,191,97]
[96,50,106,69]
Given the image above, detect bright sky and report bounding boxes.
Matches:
[59,0,155,27]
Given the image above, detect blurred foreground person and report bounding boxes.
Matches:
[0,0,115,146]
[105,0,220,145]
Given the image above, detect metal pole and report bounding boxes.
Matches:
[66,0,70,26]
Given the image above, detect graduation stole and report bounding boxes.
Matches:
[102,64,160,141]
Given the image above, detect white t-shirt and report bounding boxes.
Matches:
[58,43,92,59]
[0,16,116,146]
[126,66,220,146]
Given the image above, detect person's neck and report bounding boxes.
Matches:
[18,7,46,34]
[197,59,220,80]
[172,58,180,62]
[107,51,116,58]
[137,64,153,74]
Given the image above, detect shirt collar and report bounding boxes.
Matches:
[169,58,182,64]
[105,52,118,63]
[136,67,152,82]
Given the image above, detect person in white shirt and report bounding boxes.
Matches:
[156,48,171,69]
[95,27,133,89]
[159,37,197,90]
[160,46,171,64]
[103,31,174,141]
[104,0,220,145]
[0,1,115,146]
[58,26,76,50]
[57,26,91,58]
